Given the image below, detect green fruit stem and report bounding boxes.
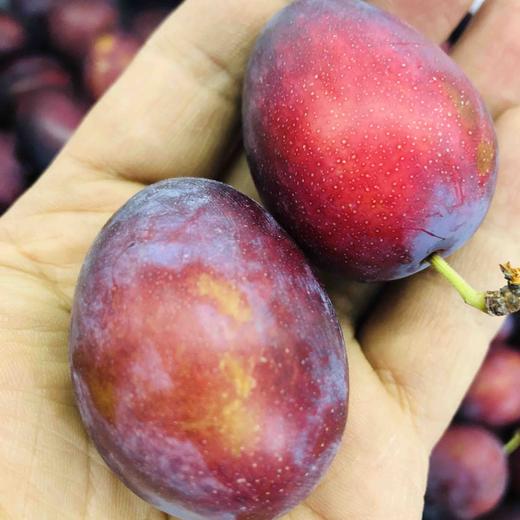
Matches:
[428,254,520,316]
[428,254,486,311]
[505,430,520,456]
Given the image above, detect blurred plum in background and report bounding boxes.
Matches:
[48,0,119,59]
[426,426,508,519]
[0,132,26,213]
[16,89,86,171]
[460,345,520,427]
[0,13,27,62]
[0,55,73,114]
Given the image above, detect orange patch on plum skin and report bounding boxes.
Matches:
[477,140,496,176]
[177,354,260,457]
[196,273,252,323]
[219,354,256,398]
[87,373,116,424]
[73,348,117,424]
[218,401,261,457]
[443,81,478,128]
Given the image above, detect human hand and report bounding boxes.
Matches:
[1,1,519,518]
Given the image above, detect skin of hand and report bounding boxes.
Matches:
[1,1,519,519]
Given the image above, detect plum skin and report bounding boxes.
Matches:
[0,55,73,114]
[460,345,520,427]
[243,0,497,282]
[16,90,86,172]
[70,178,348,519]
[426,426,508,519]
[0,133,26,214]
[0,13,27,61]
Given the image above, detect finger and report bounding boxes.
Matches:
[451,0,520,118]
[361,3,520,449]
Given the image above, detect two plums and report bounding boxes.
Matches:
[70,0,501,518]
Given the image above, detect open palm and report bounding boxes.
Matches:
[1,1,519,518]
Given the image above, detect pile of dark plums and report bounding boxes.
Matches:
[0,0,179,214]
[424,314,520,519]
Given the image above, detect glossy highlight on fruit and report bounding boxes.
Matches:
[427,426,508,519]
[70,178,348,519]
[243,0,497,281]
